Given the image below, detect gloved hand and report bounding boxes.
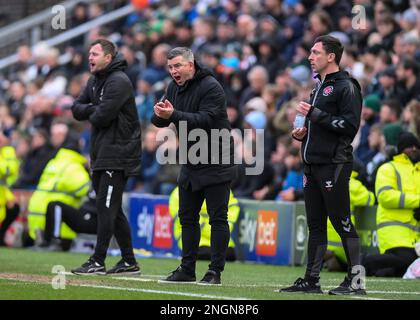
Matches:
[414,207,420,221]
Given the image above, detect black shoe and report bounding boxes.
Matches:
[107,259,140,275]
[158,266,196,284]
[279,277,323,294]
[198,270,221,286]
[71,258,106,275]
[329,276,366,295]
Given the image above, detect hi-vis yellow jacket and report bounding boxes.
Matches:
[0,146,19,223]
[375,153,420,253]
[28,148,90,240]
[327,170,375,262]
[169,187,240,250]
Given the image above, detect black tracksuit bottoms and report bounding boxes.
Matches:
[178,182,231,275]
[44,202,97,243]
[91,170,136,265]
[303,162,362,279]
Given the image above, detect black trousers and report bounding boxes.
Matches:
[92,170,135,265]
[363,247,418,277]
[44,201,97,242]
[0,204,20,245]
[303,163,361,279]
[178,182,231,274]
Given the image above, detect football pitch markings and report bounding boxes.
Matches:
[2,272,418,300]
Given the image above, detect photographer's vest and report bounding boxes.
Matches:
[28,149,90,240]
[375,154,420,254]
[0,146,19,223]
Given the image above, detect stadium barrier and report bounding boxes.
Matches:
[128,194,380,266]
[8,190,379,264]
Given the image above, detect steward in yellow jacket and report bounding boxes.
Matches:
[0,130,20,246]
[28,148,90,243]
[169,186,240,261]
[325,168,375,271]
[363,132,420,277]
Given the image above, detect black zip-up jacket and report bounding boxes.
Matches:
[151,62,236,191]
[71,53,142,176]
[298,70,362,164]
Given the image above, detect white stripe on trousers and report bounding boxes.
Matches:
[106,185,113,208]
[53,205,62,238]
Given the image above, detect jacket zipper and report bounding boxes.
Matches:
[303,79,324,163]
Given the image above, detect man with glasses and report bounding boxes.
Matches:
[152,47,236,285]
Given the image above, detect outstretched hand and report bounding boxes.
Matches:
[154,99,174,119]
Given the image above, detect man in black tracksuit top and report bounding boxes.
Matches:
[71,39,141,275]
[281,36,366,295]
[152,47,236,285]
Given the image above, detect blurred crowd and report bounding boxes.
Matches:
[0,0,419,201]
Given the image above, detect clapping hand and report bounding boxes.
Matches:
[154,99,174,119]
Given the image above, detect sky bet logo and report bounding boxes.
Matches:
[256,210,278,256]
[137,204,173,249]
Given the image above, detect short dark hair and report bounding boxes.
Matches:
[314,35,344,65]
[90,39,116,57]
[382,99,402,118]
[400,58,420,75]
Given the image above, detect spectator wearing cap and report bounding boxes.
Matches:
[363,132,420,277]
[355,94,381,166]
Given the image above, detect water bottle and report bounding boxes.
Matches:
[293,113,306,129]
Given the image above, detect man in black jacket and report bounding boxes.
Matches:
[280,35,366,295]
[152,47,236,285]
[71,39,141,275]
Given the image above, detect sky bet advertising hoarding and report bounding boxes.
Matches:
[129,194,309,265]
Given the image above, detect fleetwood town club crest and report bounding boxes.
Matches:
[323,85,334,96]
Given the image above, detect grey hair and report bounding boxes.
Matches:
[167,47,194,62]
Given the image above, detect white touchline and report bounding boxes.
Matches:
[76,284,251,300]
[2,276,419,299]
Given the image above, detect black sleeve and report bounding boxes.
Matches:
[151,114,171,128]
[168,79,225,130]
[88,75,131,128]
[308,81,361,137]
[71,78,96,121]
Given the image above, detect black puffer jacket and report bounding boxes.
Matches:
[71,53,141,176]
[301,70,362,164]
[151,62,236,191]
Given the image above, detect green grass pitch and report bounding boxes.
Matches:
[0,248,418,300]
